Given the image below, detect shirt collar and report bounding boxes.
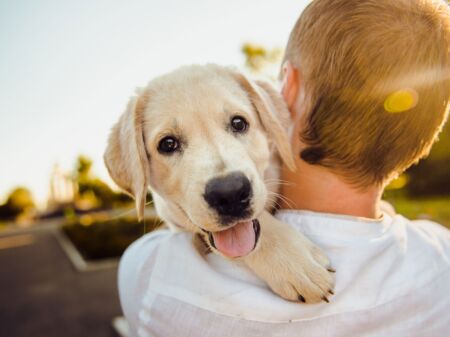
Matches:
[275,209,393,240]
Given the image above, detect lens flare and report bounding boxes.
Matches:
[384,89,418,113]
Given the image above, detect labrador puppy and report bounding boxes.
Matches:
[104,64,334,303]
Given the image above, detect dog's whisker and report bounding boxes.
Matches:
[264,181,293,187]
[153,217,165,231]
[267,191,296,209]
[264,177,296,184]
[264,178,297,187]
[265,194,285,210]
[104,205,137,221]
[264,178,292,183]
[97,199,159,236]
[276,194,296,209]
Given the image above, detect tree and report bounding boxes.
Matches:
[74,155,147,210]
[241,43,283,79]
[0,187,36,220]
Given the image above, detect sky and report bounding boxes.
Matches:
[0,0,309,206]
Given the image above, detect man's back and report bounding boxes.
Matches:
[119,210,450,337]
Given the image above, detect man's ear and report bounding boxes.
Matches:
[281,61,300,118]
[104,90,151,220]
[231,71,296,171]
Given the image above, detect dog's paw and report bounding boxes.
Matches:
[266,243,335,304]
[242,211,335,304]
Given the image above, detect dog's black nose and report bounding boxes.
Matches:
[204,172,252,219]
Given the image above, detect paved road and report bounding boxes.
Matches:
[0,229,122,337]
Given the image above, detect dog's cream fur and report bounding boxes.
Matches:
[104,64,334,303]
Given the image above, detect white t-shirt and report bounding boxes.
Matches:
[118,210,450,337]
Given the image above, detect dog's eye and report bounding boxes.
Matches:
[230,116,249,133]
[158,136,179,154]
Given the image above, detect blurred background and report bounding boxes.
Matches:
[0,0,449,336]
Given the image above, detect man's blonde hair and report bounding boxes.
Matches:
[284,0,450,186]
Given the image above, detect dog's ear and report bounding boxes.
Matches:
[104,90,150,220]
[232,71,296,171]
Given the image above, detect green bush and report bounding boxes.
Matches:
[62,217,162,260]
[407,158,450,197]
[404,122,450,197]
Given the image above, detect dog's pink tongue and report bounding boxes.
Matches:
[212,221,255,258]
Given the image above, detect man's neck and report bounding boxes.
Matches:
[279,161,383,219]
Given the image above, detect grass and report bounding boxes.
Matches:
[384,195,450,229]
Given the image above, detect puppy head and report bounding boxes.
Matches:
[104,65,295,256]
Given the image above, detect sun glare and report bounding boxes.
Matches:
[384,88,419,113]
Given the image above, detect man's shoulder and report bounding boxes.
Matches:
[386,215,450,290]
[118,229,194,330]
[381,199,450,244]
[122,228,171,257]
[409,216,450,236]
[120,228,191,277]
[401,215,450,252]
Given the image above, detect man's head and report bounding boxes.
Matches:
[281,0,450,188]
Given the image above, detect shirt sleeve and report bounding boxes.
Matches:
[118,229,171,337]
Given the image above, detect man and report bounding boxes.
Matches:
[119,0,450,336]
